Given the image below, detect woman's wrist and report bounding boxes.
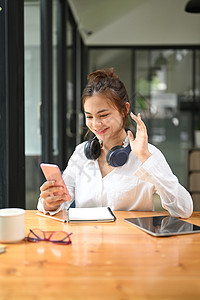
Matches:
[43,200,60,212]
[138,151,152,164]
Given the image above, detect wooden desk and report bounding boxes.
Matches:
[1,210,200,300]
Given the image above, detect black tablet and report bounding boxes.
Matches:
[124,215,200,237]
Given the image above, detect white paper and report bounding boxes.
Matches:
[68,207,115,222]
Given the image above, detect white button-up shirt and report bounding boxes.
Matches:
[37,141,193,218]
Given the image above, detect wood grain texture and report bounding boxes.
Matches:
[0,210,200,300]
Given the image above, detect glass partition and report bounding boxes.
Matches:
[24,0,60,208]
[89,49,133,96]
[88,48,196,186]
[24,1,41,209]
[25,1,81,208]
[66,18,78,160]
[53,0,58,161]
[135,49,193,185]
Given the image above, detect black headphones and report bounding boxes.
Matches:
[84,136,131,167]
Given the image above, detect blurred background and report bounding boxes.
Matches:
[1,0,200,210]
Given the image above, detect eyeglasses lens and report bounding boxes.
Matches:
[28,229,45,241]
[49,231,70,242]
[28,229,72,244]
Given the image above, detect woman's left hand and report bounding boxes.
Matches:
[128,112,152,163]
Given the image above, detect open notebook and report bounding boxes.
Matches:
[36,207,116,223]
[68,207,116,223]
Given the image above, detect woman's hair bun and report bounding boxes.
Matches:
[88,68,118,83]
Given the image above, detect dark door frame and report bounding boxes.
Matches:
[0,0,25,208]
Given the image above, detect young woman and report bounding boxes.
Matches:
[37,68,193,218]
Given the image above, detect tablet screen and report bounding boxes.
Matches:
[124,215,200,237]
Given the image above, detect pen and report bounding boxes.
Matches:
[36,212,67,223]
[107,207,116,221]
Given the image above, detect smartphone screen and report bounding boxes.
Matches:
[40,163,69,196]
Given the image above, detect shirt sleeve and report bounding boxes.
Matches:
[37,197,70,215]
[134,146,193,218]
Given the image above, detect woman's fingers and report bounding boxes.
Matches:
[130,112,147,133]
[127,130,134,142]
[41,190,69,208]
[40,180,71,207]
[43,194,67,207]
[40,185,65,196]
[40,180,55,192]
[130,112,142,127]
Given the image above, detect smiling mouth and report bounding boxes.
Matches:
[94,128,108,135]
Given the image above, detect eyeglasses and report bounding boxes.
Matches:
[27,228,72,245]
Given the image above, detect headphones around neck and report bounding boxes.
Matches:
[84,136,131,167]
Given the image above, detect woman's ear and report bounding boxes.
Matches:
[125,102,130,113]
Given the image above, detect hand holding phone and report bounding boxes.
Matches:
[40,163,71,200]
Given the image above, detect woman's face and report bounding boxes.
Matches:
[84,93,129,142]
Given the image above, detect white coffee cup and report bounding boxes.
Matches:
[0,208,25,243]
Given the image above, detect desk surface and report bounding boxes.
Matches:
[1,210,200,300]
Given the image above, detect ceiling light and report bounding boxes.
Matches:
[185,0,200,13]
